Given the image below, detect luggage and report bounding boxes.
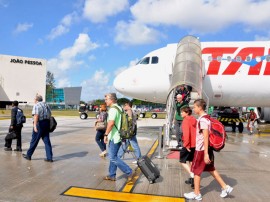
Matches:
[137,155,160,184]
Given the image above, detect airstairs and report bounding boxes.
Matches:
[164,36,209,149]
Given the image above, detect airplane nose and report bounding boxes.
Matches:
[113,72,126,93]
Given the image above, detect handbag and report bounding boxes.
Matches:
[5,131,17,140]
[95,121,106,130]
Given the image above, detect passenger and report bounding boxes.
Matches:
[95,104,108,157]
[180,106,196,189]
[247,108,257,134]
[4,100,23,151]
[103,93,133,182]
[175,84,190,103]
[118,101,141,163]
[22,94,53,162]
[174,94,188,148]
[184,99,233,200]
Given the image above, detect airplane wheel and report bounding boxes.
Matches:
[151,113,157,119]
[139,113,145,118]
[80,113,88,120]
[238,122,244,133]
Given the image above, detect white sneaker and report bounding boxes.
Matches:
[220,185,233,198]
[99,151,107,157]
[184,192,202,201]
[132,161,137,164]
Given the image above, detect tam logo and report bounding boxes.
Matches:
[202,47,270,75]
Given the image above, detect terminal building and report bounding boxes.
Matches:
[0,54,46,108]
[0,54,82,109]
[46,87,82,109]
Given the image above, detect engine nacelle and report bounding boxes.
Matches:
[257,107,270,123]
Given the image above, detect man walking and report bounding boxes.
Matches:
[103,93,133,182]
[4,100,23,151]
[118,101,141,163]
[22,94,53,162]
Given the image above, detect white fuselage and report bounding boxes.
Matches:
[114,41,270,107]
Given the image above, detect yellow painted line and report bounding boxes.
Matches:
[63,187,184,202]
[255,133,270,137]
[121,139,159,193]
[62,139,182,201]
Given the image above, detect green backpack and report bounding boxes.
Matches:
[112,106,136,139]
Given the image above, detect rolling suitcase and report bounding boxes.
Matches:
[137,155,160,184]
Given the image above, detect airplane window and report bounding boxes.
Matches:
[151,56,159,64]
[246,56,251,62]
[236,56,241,62]
[208,56,212,61]
[140,57,150,64]
[266,56,270,62]
[217,56,221,62]
[227,56,231,61]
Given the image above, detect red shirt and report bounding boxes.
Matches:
[181,115,197,149]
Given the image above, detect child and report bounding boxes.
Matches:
[180,106,196,188]
[184,99,233,201]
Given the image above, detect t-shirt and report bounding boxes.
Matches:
[107,103,122,144]
[175,102,188,121]
[195,114,210,151]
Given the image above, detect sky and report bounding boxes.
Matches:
[1,0,270,101]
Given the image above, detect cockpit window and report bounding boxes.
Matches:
[151,56,159,64]
[140,57,150,64]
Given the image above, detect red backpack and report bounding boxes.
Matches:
[199,115,226,152]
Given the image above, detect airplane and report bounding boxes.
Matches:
[113,36,270,123]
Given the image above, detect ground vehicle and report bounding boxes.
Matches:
[216,108,245,133]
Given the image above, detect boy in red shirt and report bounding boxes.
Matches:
[180,106,196,188]
[184,99,233,201]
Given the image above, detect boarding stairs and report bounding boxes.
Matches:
[164,36,209,149]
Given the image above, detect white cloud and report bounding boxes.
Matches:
[13,23,33,34]
[83,0,129,23]
[57,78,71,88]
[81,70,115,101]
[254,33,270,41]
[129,0,270,34]
[47,12,79,40]
[47,33,99,88]
[115,20,163,45]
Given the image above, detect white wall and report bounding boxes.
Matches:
[0,54,46,105]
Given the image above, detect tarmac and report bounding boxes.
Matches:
[0,117,269,202]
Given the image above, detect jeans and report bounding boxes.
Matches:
[95,130,106,152]
[108,140,132,178]
[26,119,53,160]
[174,120,183,145]
[118,136,142,159]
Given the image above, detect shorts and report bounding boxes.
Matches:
[179,147,195,163]
[191,149,215,175]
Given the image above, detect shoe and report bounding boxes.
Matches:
[99,151,107,157]
[132,161,137,164]
[44,159,53,162]
[4,147,12,151]
[184,192,202,201]
[14,148,22,152]
[220,185,233,198]
[104,176,116,181]
[127,171,133,182]
[22,153,31,160]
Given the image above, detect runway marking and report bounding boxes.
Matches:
[255,133,270,137]
[63,187,184,201]
[63,139,185,201]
